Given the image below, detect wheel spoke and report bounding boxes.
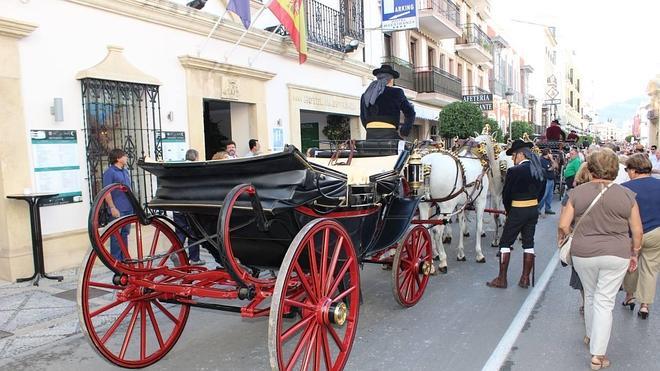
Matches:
[300,324,319,371]
[136,222,143,268]
[331,285,356,303]
[324,236,344,296]
[147,229,161,269]
[156,245,176,267]
[153,300,181,325]
[320,228,330,291]
[146,302,165,348]
[326,257,353,297]
[293,263,318,303]
[119,303,140,359]
[140,302,147,359]
[284,298,317,312]
[281,314,315,343]
[285,318,316,371]
[413,271,422,289]
[88,281,122,291]
[90,297,125,318]
[307,239,320,297]
[100,302,135,344]
[320,326,333,370]
[327,325,346,352]
[313,326,322,371]
[115,231,131,262]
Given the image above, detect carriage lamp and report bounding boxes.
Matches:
[406,151,424,195]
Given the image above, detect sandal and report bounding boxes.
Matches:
[622,297,636,311]
[590,355,610,370]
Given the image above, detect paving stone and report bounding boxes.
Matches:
[0,291,75,333]
[0,331,12,339]
[53,288,108,302]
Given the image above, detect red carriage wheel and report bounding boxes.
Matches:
[391,225,433,307]
[269,219,360,371]
[78,217,190,368]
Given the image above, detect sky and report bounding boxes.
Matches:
[491,0,660,111]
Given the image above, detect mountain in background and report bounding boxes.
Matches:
[596,96,647,127]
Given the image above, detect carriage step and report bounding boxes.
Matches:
[160,299,242,313]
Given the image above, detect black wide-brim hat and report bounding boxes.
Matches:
[372,64,400,79]
[506,139,534,155]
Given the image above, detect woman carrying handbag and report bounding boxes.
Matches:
[558,149,643,370]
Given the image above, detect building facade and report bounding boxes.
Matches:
[647,75,660,147]
[370,0,493,140]
[560,49,588,133]
[0,0,374,281]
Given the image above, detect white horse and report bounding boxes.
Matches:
[418,133,501,272]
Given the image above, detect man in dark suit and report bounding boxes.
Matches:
[487,139,546,289]
[360,64,416,140]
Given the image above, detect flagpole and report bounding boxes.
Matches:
[224,0,273,62]
[197,7,229,57]
[248,24,281,66]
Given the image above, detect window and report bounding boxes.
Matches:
[467,68,472,87]
[427,47,435,68]
[449,58,454,75]
[410,38,417,66]
[383,33,392,58]
[570,91,574,107]
[457,63,463,80]
[439,53,445,70]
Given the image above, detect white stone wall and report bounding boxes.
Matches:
[2,0,365,235]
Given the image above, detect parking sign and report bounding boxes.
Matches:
[382,0,418,31]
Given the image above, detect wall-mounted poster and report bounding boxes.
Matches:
[160,131,187,162]
[30,130,83,206]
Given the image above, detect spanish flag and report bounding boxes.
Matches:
[268,0,308,64]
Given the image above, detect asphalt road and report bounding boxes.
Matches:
[1,200,658,371]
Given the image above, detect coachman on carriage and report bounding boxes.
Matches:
[78,141,434,370]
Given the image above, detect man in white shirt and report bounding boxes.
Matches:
[245,139,261,157]
[225,141,239,159]
[650,148,660,179]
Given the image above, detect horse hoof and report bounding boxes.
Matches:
[443,237,452,244]
[463,232,470,237]
[457,256,466,262]
[491,242,499,248]
[439,266,448,274]
[476,257,486,263]
[481,233,486,238]
[433,256,440,261]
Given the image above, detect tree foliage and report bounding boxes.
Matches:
[624,135,635,143]
[484,117,505,143]
[510,121,534,141]
[437,101,484,139]
[322,114,351,141]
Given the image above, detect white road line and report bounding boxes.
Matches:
[482,250,559,371]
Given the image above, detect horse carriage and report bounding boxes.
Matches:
[534,138,570,199]
[77,141,434,370]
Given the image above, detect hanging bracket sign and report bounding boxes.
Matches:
[381,0,418,32]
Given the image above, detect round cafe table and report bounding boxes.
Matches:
[6,192,64,286]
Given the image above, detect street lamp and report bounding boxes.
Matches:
[505,88,514,141]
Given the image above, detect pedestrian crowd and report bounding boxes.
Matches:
[555,142,660,370]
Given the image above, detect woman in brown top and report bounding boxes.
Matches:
[558,148,643,370]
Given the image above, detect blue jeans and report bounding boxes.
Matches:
[110,211,131,260]
[174,213,199,261]
[539,179,555,212]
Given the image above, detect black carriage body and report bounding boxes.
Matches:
[140,146,417,268]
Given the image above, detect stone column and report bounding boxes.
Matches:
[0,17,39,281]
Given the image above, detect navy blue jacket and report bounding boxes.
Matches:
[360,86,415,136]
[502,160,546,211]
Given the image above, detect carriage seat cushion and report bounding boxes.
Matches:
[307,155,400,185]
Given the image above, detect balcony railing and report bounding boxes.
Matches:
[415,66,462,99]
[381,56,415,91]
[463,85,489,95]
[418,0,460,28]
[490,79,506,96]
[456,23,493,54]
[305,0,364,52]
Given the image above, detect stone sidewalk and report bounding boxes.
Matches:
[0,268,83,361]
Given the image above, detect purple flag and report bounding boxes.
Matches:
[227,0,251,29]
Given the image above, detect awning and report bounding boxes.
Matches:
[413,102,441,121]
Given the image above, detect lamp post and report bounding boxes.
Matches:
[528,95,537,134]
[505,88,514,141]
